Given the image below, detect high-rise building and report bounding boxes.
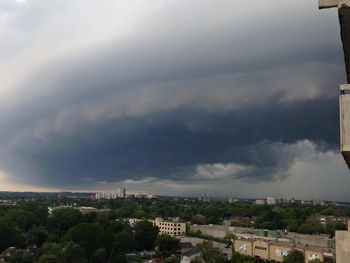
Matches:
[201,193,210,203]
[119,188,126,198]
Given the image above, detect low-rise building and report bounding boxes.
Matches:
[304,248,323,262]
[234,239,253,256]
[151,218,186,237]
[234,238,334,262]
[48,205,109,215]
[269,242,291,262]
[253,240,269,260]
[320,215,349,226]
[127,218,141,227]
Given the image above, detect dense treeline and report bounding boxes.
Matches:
[0,200,161,262]
[67,197,348,235]
[0,197,348,262]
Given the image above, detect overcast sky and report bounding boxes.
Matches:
[0,0,349,200]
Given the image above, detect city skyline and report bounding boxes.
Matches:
[1,0,350,201]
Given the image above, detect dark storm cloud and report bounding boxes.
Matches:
[1,97,338,187]
[0,0,348,196]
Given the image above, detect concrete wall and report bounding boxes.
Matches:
[340,85,350,167]
[189,225,230,239]
[336,230,350,263]
[234,239,253,256]
[180,237,232,258]
[269,244,291,262]
[253,240,269,260]
[304,250,324,263]
[152,218,186,237]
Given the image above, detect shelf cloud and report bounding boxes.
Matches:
[0,0,349,200]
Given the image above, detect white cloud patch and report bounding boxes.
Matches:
[194,162,254,180]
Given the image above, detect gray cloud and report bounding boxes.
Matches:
[0,0,348,199]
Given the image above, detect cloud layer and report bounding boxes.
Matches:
[0,0,349,200]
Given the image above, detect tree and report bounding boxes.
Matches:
[0,218,25,253]
[27,226,48,247]
[112,230,136,253]
[40,241,87,263]
[199,241,223,261]
[107,253,127,263]
[90,248,107,263]
[2,208,39,231]
[4,250,35,263]
[38,254,57,263]
[283,250,304,263]
[164,256,180,263]
[65,223,112,259]
[48,208,82,232]
[155,234,180,255]
[325,221,347,237]
[192,214,207,225]
[60,241,87,263]
[134,221,159,250]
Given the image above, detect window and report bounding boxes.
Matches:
[255,246,267,250]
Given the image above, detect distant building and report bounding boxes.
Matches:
[134,192,146,198]
[95,191,118,200]
[228,197,236,203]
[119,188,126,198]
[127,218,141,227]
[201,193,210,203]
[151,217,186,237]
[266,197,277,205]
[255,199,266,205]
[48,205,109,215]
[320,215,348,226]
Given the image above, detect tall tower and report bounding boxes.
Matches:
[319,0,350,168]
[119,187,126,198]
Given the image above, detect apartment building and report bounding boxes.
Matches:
[151,218,186,237]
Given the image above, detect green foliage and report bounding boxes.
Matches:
[164,256,180,263]
[200,241,223,261]
[107,253,127,263]
[90,248,107,263]
[134,221,159,250]
[282,250,304,263]
[39,241,87,263]
[0,218,25,252]
[28,226,49,247]
[48,208,82,233]
[155,234,180,255]
[4,250,35,263]
[1,196,350,262]
[2,208,39,231]
[38,254,57,263]
[112,230,136,253]
[65,223,112,259]
[325,221,347,237]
